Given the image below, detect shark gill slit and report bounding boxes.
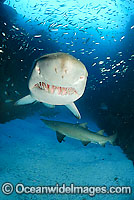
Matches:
[34,82,78,95]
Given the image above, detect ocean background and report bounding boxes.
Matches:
[0,0,134,199]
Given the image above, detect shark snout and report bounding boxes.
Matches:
[41,119,50,126]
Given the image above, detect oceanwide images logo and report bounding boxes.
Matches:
[1,183,132,196]
[2,183,14,195]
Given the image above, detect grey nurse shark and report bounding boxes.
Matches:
[15,53,88,119]
[42,119,117,146]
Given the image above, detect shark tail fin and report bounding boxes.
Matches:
[15,95,36,105]
[108,132,117,145]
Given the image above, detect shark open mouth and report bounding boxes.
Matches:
[34,82,77,96]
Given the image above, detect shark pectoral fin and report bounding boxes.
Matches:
[81,141,90,146]
[65,103,81,119]
[42,103,55,108]
[100,143,105,147]
[56,131,65,143]
[97,129,104,135]
[15,95,36,105]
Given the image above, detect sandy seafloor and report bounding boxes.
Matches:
[0,108,134,200]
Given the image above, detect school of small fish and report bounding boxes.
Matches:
[1,0,134,103]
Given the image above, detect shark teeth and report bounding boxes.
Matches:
[34,82,77,96]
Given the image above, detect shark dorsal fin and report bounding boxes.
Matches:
[97,129,104,136]
[79,123,88,129]
[56,131,65,143]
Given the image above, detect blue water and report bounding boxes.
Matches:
[0,0,134,199]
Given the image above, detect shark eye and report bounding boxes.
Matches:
[35,66,41,75]
[55,68,58,73]
[80,76,84,79]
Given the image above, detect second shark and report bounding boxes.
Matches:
[42,119,117,146]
